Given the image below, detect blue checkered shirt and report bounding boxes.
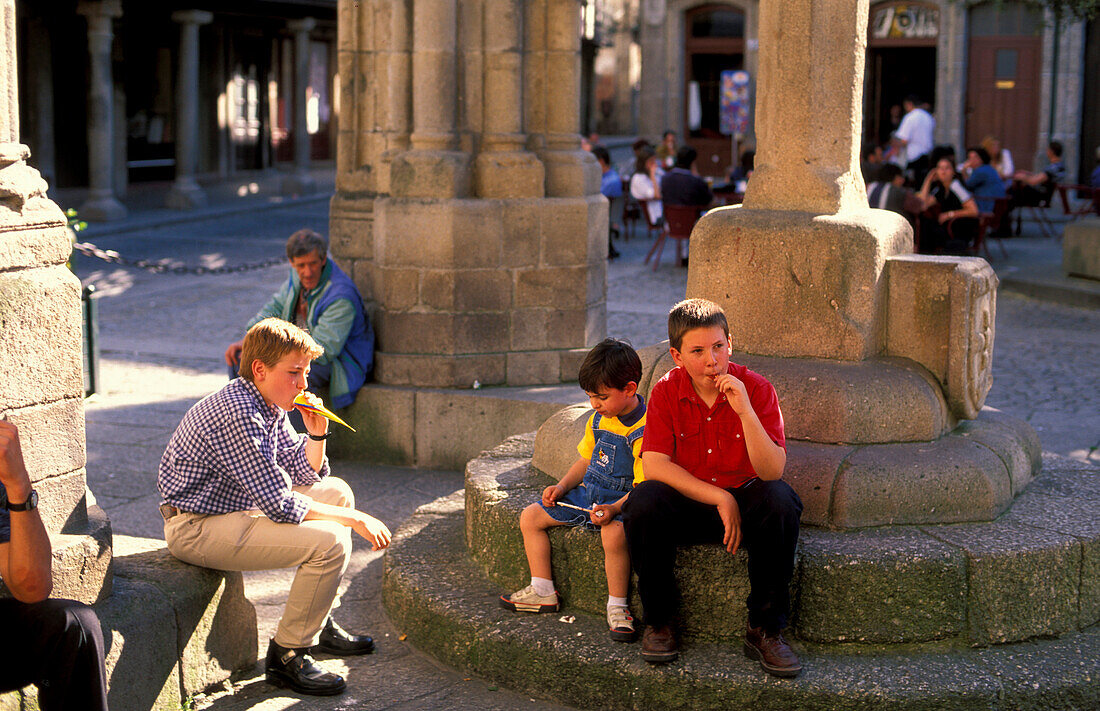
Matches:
[158,378,329,524]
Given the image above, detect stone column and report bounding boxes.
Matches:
[474,0,543,198]
[330,0,606,391]
[390,0,470,198]
[526,0,600,198]
[281,17,317,195]
[77,0,126,221]
[166,10,212,209]
[680,0,1033,529]
[0,0,110,594]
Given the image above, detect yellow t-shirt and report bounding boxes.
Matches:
[576,409,647,486]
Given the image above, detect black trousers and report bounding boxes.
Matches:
[622,478,802,633]
[0,598,108,711]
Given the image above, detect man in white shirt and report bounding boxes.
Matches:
[892,95,935,183]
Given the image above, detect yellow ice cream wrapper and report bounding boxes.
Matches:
[293,393,356,431]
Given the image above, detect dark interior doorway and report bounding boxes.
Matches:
[865,46,936,148]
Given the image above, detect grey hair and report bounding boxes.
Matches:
[285,229,328,260]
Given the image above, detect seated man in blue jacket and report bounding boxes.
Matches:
[225,229,374,412]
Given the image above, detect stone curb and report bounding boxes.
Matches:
[465,436,1098,647]
[383,493,1100,711]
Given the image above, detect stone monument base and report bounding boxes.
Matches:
[380,442,1100,710]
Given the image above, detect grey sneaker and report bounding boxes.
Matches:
[499,585,559,613]
[606,605,636,642]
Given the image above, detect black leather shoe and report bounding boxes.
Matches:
[265,640,346,696]
[310,617,375,656]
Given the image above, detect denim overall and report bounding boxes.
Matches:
[542,413,644,529]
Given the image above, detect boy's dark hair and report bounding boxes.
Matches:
[668,298,730,351]
[879,162,903,182]
[286,229,328,260]
[1049,141,1063,158]
[578,338,642,393]
[969,146,991,164]
[674,146,697,169]
[591,145,611,166]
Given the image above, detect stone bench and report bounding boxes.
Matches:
[0,529,256,711]
[1064,219,1100,280]
[464,434,1099,648]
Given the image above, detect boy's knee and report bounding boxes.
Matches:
[318,476,355,508]
[757,480,803,521]
[622,480,673,524]
[307,523,352,564]
[519,503,548,530]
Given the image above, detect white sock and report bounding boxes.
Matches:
[531,577,555,597]
[607,595,628,609]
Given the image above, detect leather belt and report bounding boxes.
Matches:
[159,504,182,521]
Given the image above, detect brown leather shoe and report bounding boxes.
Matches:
[641,624,678,664]
[744,625,802,678]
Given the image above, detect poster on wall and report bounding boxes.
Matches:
[720,70,751,138]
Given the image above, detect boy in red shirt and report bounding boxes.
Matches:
[622,298,803,677]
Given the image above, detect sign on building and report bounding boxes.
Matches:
[870,2,939,40]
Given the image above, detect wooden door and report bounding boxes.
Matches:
[966,2,1043,171]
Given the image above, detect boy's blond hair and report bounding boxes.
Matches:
[239,318,323,381]
[668,298,730,351]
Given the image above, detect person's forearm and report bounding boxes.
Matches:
[737,410,786,480]
[303,499,359,526]
[643,455,728,506]
[5,508,53,602]
[557,458,588,492]
[305,437,326,473]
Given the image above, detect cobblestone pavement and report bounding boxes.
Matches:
[72,202,1097,709]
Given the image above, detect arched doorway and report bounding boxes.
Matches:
[683,4,744,177]
[865,2,938,149]
[965,2,1043,171]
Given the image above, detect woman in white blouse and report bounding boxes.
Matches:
[981,135,1014,187]
[629,146,663,225]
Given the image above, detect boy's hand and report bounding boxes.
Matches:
[295,391,329,437]
[224,341,244,368]
[590,503,617,526]
[541,485,565,508]
[714,373,751,416]
[351,512,392,551]
[717,492,742,555]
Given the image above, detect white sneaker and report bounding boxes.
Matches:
[607,605,636,642]
[499,584,560,613]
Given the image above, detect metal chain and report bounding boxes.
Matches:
[72,241,286,275]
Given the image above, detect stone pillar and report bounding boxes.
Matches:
[281,17,318,196]
[166,10,212,209]
[76,0,126,222]
[681,0,1034,528]
[330,0,607,389]
[0,0,110,592]
[474,0,543,198]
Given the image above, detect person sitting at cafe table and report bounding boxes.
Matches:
[917,157,980,255]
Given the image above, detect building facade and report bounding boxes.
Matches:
[593,0,1097,181]
[17,0,337,215]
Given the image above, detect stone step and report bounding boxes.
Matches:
[0,535,257,711]
[328,381,582,469]
[466,435,1099,647]
[384,492,1100,711]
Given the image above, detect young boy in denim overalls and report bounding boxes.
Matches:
[500,339,646,642]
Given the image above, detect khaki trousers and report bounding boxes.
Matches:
[164,477,354,649]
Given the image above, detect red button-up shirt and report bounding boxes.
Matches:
[642,362,785,489]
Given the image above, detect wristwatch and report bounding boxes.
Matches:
[0,488,38,511]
